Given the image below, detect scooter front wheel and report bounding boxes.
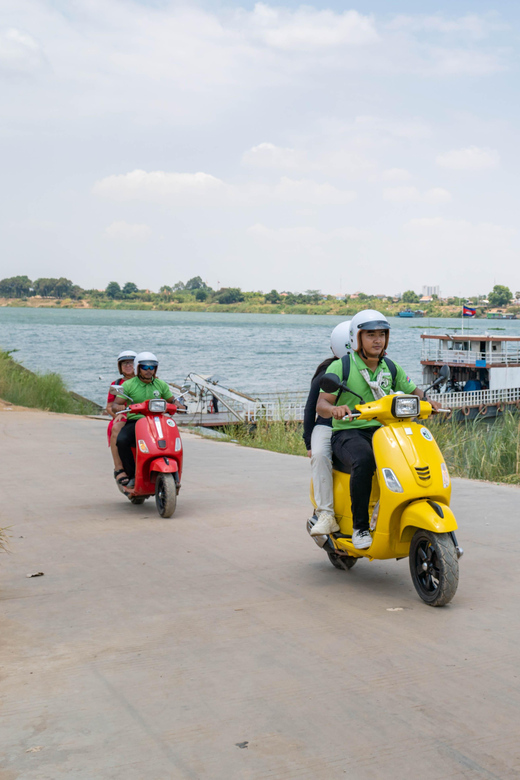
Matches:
[327,550,358,571]
[409,531,459,607]
[155,473,177,518]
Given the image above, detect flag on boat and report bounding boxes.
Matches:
[463,304,476,317]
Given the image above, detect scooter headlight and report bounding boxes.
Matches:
[148,399,167,413]
[441,462,450,488]
[382,468,403,493]
[392,395,420,418]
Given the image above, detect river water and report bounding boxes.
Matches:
[1,308,520,406]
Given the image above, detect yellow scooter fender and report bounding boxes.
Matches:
[399,499,457,543]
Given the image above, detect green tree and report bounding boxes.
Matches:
[265,289,281,303]
[215,287,244,304]
[53,277,74,298]
[195,289,208,301]
[488,285,512,307]
[402,290,420,303]
[122,282,139,297]
[33,278,56,297]
[172,281,185,291]
[185,275,211,290]
[105,281,122,299]
[0,275,32,297]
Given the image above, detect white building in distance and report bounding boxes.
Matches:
[422,285,440,297]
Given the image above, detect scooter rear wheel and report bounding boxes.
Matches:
[409,530,458,606]
[155,473,177,518]
[327,551,358,571]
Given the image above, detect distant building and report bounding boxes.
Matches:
[422,285,440,297]
[420,295,433,303]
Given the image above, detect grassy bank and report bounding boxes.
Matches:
[0,350,99,415]
[222,414,520,485]
[1,296,502,318]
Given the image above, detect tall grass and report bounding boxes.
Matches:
[0,349,98,415]
[222,413,520,484]
[426,412,520,484]
[223,420,308,457]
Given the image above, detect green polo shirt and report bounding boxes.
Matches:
[119,376,173,420]
[322,352,417,431]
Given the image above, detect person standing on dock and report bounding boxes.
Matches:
[304,321,351,536]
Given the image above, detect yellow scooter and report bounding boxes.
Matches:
[307,368,463,606]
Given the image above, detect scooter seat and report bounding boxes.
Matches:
[332,454,351,475]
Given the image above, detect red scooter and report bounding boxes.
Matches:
[111,386,188,517]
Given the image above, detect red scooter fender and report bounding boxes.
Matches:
[149,457,178,474]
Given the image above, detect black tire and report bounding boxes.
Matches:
[409,530,459,606]
[326,550,358,571]
[155,473,177,518]
[129,496,146,505]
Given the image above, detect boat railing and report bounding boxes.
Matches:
[428,386,520,409]
[421,347,520,365]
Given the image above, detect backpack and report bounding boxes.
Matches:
[339,353,397,398]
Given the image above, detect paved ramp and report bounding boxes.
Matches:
[0,410,519,779]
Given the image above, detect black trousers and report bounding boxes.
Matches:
[331,428,376,532]
[117,420,138,479]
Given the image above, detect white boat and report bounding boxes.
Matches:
[422,332,520,419]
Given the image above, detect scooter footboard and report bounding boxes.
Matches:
[399,499,457,543]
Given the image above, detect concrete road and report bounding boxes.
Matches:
[1,409,519,780]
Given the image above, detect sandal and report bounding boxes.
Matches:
[114,469,130,487]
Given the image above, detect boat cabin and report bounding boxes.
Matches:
[421,333,520,392]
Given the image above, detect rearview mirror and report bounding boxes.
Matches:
[320,373,343,394]
[439,364,451,384]
[110,385,132,401]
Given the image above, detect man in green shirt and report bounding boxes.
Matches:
[316,310,440,549]
[112,351,174,488]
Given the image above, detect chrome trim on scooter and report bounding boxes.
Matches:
[306,515,328,548]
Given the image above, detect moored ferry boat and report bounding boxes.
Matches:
[421,331,520,419]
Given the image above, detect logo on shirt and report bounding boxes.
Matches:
[380,373,392,391]
[153,390,160,398]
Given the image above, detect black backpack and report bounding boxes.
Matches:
[339,353,397,394]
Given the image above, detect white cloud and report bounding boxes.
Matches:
[247,223,368,244]
[436,146,500,170]
[241,141,375,178]
[0,27,46,76]
[405,217,514,239]
[389,14,504,40]
[383,186,452,203]
[381,168,413,182]
[93,170,225,202]
[94,169,357,208]
[241,143,303,170]
[273,177,357,206]
[247,4,379,50]
[105,221,151,240]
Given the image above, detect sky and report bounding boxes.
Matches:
[0,0,519,297]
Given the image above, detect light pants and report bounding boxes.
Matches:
[310,424,333,515]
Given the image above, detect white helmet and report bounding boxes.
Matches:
[134,351,159,375]
[349,310,390,353]
[330,321,351,358]
[117,349,137,373]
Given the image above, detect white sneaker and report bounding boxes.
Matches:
[352,529,373,549]
[310,512,340,536]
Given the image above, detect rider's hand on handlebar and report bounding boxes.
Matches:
[332,404,353,421]
[429,399,443,414]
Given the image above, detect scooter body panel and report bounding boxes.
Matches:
[133,414,183,496]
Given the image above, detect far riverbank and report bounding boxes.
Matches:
[0,296,508,318]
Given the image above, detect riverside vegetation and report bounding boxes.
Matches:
[0,350,99,415]
[222,414,520,486]
[0,275,518,318]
